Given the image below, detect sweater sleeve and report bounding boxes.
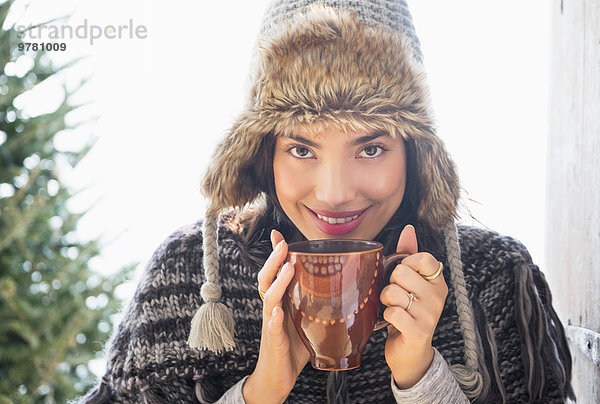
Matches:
[195,376,248,404]
[390,348,469,403]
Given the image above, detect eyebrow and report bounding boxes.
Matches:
[351,132,390,145]
[286,134,319,148]
[284,131,389,148]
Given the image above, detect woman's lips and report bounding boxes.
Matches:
[307,206,370,235]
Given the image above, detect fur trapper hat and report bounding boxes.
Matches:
[202,3,459,229]
[189,1,482,399]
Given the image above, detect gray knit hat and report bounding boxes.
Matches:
[189,0,483,399]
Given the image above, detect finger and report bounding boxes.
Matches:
[259,306,291,363]
[383,305,419,339]
[385,306,432,346]
[380,283,411,308]
[271,229,285,249]
[401,253,445,285]
[257,239,288,291]
[380,284,429,321]
[396,224,418,255]
[266,306,285,343]
[388,263,431,297]
[263,262,294,314]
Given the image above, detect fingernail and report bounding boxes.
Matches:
[406,224,415,231]
[270,229,275,245]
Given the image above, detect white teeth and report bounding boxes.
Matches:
[316,213,360,224]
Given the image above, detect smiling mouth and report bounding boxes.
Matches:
[315,212,360,224]
[306,206,370,235]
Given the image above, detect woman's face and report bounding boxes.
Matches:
[273,125,407,240]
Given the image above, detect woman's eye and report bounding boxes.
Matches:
[359,145,384,158]
[289,146,314,159]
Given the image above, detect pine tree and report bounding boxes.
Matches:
[0,1,133,402]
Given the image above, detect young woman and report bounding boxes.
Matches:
[83,1,574,403]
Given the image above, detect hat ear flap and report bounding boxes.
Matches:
[201,112,274,211]
[414,135,460,228]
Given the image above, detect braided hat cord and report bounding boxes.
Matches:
[187,210,235,353]
[444,221,483,399]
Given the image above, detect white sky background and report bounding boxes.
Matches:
[6,0,551,376]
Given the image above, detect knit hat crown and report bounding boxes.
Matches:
[189,0,483,399]
[259,0,424,62]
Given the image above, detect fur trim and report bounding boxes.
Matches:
[202,5,459,229]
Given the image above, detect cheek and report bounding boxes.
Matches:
[366,176,405,201]
[273,155,312,203]
[361,161,406,200]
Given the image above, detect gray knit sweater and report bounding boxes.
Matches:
[81,218,574,403]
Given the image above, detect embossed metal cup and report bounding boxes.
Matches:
[283,239,406,370]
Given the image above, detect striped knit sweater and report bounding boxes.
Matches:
[81,217,574,403]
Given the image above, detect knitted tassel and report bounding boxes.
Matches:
[444,221,484,400]
[326,371,349,404]
[513,260,575,401]
[187,209,236,353]
[188,293,236,352]
[471,291,507,403]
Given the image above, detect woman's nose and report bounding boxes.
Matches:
[314,161,356,208]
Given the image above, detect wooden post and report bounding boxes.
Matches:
[547,0,600,401]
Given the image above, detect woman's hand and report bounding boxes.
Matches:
[243,230,310,404]
[380,225,449,389]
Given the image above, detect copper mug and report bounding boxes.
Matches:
[283,239,407,371]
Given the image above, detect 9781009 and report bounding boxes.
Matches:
[17,42,67,51]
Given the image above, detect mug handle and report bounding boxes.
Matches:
[373,252,410,331]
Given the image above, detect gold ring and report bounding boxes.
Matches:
[405,292,415,312]
[422,261,443,281]
[258,286,267,300]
